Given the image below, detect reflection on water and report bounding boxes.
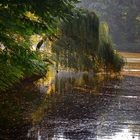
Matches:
[36,128,139,140]
[97,129,139,140]
[1,52,140,140]
[27,68,140,140]
[126,58,140,63]
[124,69,140,72]
[122,52,140,77]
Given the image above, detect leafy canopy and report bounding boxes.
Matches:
[0,0,80,91]
[0,0,80,48]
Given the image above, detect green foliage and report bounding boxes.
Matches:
[52,10,99,71]
[52,13,124,73]
[0,63,23,91]
[0,0,79,91]
[99,22,125,72]
[0,49,48,91]
[0,0,80,47]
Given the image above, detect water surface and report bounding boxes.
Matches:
[1,53,140,140]
[27,52,140,140]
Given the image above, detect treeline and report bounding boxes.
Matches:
[79,0,140,44]
[0,1,124,92]
[52,10,124,72]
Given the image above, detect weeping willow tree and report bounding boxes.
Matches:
[52,11,124,73]
[52,10,100,71]
[99,22,124,73]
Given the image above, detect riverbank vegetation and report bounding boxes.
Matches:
[99,22,124,73]
[0,1,124,92]
[52,11,124,73]
[0,1,125,139]
[0,0,79,92]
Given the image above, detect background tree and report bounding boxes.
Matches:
[52,10,99,71]
[52,10,124,72]
[78,0,140,49]
[99,22,124,73]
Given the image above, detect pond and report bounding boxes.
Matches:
[0,53,140,140]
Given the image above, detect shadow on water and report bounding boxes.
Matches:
[0,70,140,140]
[0,81,44,140]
